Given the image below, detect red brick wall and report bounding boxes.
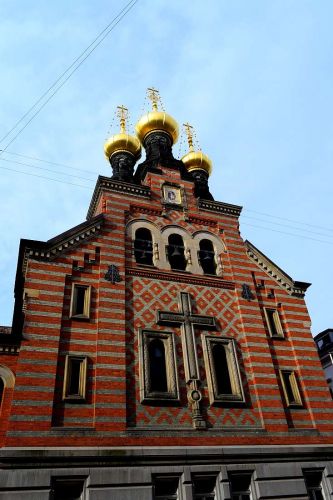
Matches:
[2,165,333,447]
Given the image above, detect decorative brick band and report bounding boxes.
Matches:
[128,204,163,217]
[198,199,242,217]
[126,267,235,289]
[188,215,217,227]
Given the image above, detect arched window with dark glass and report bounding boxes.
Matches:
[0,377,4,410]
[167,234,187,271]
[134,228,153,265]
[212,343,232,395]
[199,239,216,275]
[149,339,168,392]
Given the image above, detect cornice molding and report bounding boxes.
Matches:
[246,240,311,297]
[126,267,235,290]
[23,216,104,272]
[198,199,242,217]
[87,176,151,220]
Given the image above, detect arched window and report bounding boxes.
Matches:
[199,239,216,275]
[149,339,168,392]
[212,344,232,395]
[134,228,153,265]
[167,234,187,271]
[0,377,4,410]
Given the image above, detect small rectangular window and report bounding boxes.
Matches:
[138,329,179,403]
[304,470,325,500]
[51,477,85,500]
[202,336,245,404]
[193,475,216,500]
[154,476,179,499]
[63,356,87,401]
[229,472,252,500]
[70,284,91,319]
[264,308,284,338]
[280,370,302,407]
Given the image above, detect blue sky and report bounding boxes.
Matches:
[0,1,332,335]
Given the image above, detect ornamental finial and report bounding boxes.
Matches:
[147,87,160,111]
[183,122,195,152]
[117,105,128,134]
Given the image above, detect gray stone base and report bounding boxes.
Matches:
[0,445,333,499]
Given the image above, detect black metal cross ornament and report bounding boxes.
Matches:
[104,265,122,284]
[242,283,254,301]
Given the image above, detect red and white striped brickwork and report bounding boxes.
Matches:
[1,164,332,448]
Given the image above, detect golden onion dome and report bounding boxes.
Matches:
[135,111,179,144]
[135,87,179,144]
[104,132,141,160]
[181,150,212,176]
[181,122,213,176]
[104,105,142,161]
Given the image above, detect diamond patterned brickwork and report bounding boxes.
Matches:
[125,276,262,429]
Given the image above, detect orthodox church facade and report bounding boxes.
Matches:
[0,90,333,499]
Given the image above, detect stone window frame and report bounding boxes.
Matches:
[192,474,218,500]
[153,475,180,499]
[138,328,180,403]
[303,468,328,500]
[264,307,284,338]
[202,335,245,405]
[228,471,255,500]
[161,225,192,273]
[192,230,226,277]
[50,476,87,500]
[69,283,91,319]
[126,219,160,267]
[0,365,15,415]
[279,369,303,408]
[127,220,227,277]
[63,355,88,402]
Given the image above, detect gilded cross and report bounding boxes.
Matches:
[147,87,160,111]
[183,122,194,151]
[157,292,216,383]
[117,105,128,133]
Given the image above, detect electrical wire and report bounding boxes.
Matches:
[243,208,333,233]
[0,165,93,190]
[0,150,98,175]
[0,0,138,155]
[242,222,333,246]
[0,157,96,182]
[241,215,333,240]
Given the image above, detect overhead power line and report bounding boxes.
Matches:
[0,157,95,182]
[0,0,138,155]
[1,150,98,175]
[242,223,333,246]
[243,208,333,234]
[0,165,93,190]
